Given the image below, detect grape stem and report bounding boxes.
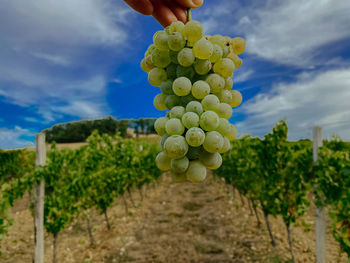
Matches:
[187,8,192,22]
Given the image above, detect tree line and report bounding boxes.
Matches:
[43,116,157,143]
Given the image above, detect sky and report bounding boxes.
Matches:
[0,0,350,149]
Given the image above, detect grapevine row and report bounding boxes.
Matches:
[214,120,350,262]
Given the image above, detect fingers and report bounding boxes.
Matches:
[165,0,188,23]
[150,0,178,27]
[174,0,203,9]
[123,0,154,15]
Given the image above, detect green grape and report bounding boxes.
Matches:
[172,77,192,96]
[214,103,233,119]
[160,80,174,95]
[176,65,195,79]
[216,89,232,104]
[177,48,195,67]
[171,171,187,183]
[165,118,185,135]
[164,135,188,159]
[146,22,246,180]
[199,110,219,131]
[141,55,155,73]
[170,106,185,119]
[209,35,226,49]
[218,137,231,153]
[168,32,186,51]
[182,20,203,43]
[199,150,220,167]
[226,52,242,68]
[166,63,177,79]
[209,44,223,63]
[203,131,224,153]
[213,58,235,77]
[155,151,171,171]
[186,146,201,160]
[153,31,161,42]
[192,80,210,99]
[186,101,203,116]
[148,68,167,86]
[151,49,171,68]
[230,90,243,107]
[216,118,231,137]
[165,95,181,109]
[222,46,230,57]
[171,156,189,173]
[207,153,222,170]
[154,117,169,136]
[169,21,185,34]
[153,93,167,111]
[185,127,205,147]
[193,38,213,59]
[154,31,169,51]
[206,74,225,93]
[230,37,246,55]
[224,77,233,90]
[194,59,212,75]
[182,112,199,129]
[145,43,156,57]
[226,124,238,141]
[160,133,170,150]
[186,161,207,183]
[169,50,179,64]
[201,94,220,111]
[181,94,196,106]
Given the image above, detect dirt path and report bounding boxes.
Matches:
[1,174,348,263]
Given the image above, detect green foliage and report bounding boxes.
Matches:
[215,120,350,256]
[43,116,157,143]
[0,131,160,256]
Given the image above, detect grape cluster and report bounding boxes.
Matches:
[141,19,245,183]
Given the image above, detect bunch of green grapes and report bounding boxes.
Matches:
[141,17,245,183]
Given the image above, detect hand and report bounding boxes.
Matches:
[124,0,203,27]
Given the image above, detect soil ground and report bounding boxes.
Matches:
[1,174,348,263]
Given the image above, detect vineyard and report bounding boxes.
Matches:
[0,121,350,262]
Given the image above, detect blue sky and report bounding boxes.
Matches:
[0,0,350,149]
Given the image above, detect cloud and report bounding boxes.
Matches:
[237,68,350,140]
[0,127,35,149]
[0,0,131,121]
[201,0,350,67]
[234,69,254,83]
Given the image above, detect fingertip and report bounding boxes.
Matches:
[191,0,203,8]
[175,0,203,9]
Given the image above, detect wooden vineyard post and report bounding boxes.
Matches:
[34,133,46,263]
[313,126,325,263]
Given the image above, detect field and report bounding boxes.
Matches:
[1,173,347,263]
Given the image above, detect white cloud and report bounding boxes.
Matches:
[53,101,106,119]
[0,127,34,149]
[0,75,108,121]
[201,0,350,67]
[245,1,350,66]
[31,52,70,66]
[234,69,254,83]
[237,68,350,140]
[0,0,131,121]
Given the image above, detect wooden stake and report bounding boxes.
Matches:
[313,126,325,263]
[34,133,46,263]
